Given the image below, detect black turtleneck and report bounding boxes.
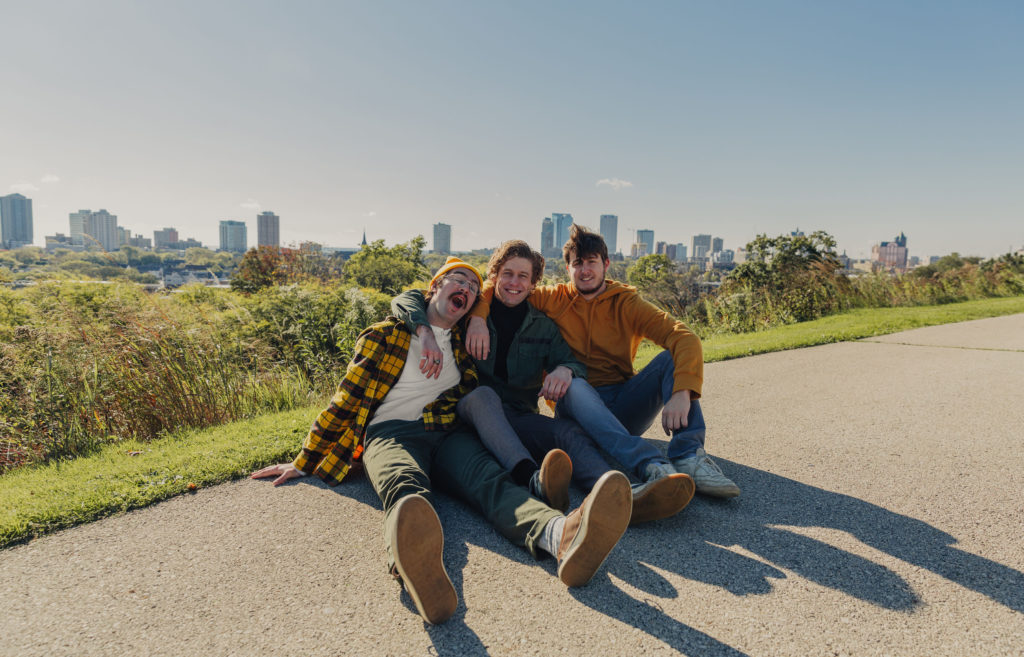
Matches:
[490,297,528,381]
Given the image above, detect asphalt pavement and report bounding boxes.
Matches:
[2,314,1023,656]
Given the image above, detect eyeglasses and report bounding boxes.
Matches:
[445,272,480,296]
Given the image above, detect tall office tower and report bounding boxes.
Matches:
[599,214,618,254]
[712,237,723,253]
[540,217,555,257]
[0,193,34,249]
[219,220,248,253]
[83,209,119,251]
[655,241,668,255]
[69,210,90,246]
[692,234,712,259]
[117,226,130,248]
[552,213,573,249]
[153,227,179,249]
[630,242,649,258]
[258,210,282,246]
[257,211,280,248]
[674,243,687,261]
[637,229,654,256]
[433,222,451,254]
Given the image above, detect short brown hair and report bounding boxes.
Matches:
[562,224,608,265]
[487,240,545,285]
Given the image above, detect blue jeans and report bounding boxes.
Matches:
[556,350,706,478]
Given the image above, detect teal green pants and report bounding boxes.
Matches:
[363,419,561,571]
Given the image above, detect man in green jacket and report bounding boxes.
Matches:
[393,242,693,523]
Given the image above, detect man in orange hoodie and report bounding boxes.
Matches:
[467,225,739,498]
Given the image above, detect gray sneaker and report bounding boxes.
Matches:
[671,448,740,498]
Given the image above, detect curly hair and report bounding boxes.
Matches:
[487,240,545,284]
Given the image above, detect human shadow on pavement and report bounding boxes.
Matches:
[605,461,1024,614]
[295,475,491,656]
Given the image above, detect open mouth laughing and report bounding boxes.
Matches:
[449,291,469,311]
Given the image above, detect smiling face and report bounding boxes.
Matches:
[567,253,609,299]
[427,269,479,328]
[492,256,536,308]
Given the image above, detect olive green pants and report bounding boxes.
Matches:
[363,419,562,571]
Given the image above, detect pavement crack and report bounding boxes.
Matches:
[859,340,1024,353]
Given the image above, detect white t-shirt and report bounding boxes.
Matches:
[367,325,461,427]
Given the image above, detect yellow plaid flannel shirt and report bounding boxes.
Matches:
[292,317,478,486]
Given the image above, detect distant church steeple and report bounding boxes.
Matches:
[361,229,368,246]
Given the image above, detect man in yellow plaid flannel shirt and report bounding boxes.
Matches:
[253,257,632,625]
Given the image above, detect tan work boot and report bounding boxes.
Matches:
[630,472,695,524]
[531,449,572,513]
[390,494,457,624]
[556,470,632,587]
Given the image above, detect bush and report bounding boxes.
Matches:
[0,281,390,473]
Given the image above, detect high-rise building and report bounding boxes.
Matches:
[552,213,573,249]
[540,217,555,257]
[674,244,687,262]
[630,242,649,258]
[153,228,179,249]
[599,214,618,255]
[0,193,34,249]
[872,232,908,270]
[637,229,654,257]
[433,222,451,254]
[219,220,248,253]
[69,210,90,246]
[692,234,712,259]
[81,209,119,251]
[712,237,723,253]
[257,211,280,248]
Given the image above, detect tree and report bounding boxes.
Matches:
[343,237,429,294]
[721,231,847,323]
[230,245,346,293]
[626,254,698,317]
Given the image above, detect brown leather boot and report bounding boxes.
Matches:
[556,470,631,587]
[390,494,457,624]
[537,449,572,513]
[630,473,695,524]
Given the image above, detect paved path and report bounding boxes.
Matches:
[3,314,1023,656]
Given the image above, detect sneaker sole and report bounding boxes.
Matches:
[392,495,457,624]
[540,449,572,513]
[557,471,632,587]
[630,473,695,524]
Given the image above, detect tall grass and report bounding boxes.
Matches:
[0,282,390,472]
[686,254,1024,336]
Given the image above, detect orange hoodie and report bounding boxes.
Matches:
[472,279,703,397]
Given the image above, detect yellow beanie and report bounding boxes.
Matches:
[429,256,483,291]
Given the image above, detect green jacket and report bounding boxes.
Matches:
[392,290,585,414]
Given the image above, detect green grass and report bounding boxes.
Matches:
[4,294,1023,549]
[635,295,1024,368]
[0,408,315,549]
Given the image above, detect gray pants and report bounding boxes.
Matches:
[456,386,613,491]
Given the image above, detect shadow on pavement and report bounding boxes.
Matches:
[301,458,1023,654]
[611,461,1024,614]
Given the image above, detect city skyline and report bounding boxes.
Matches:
[3,2,1023,259]
[5,198,1013,264]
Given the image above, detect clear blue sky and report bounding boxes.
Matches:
[3,0,1022,259]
